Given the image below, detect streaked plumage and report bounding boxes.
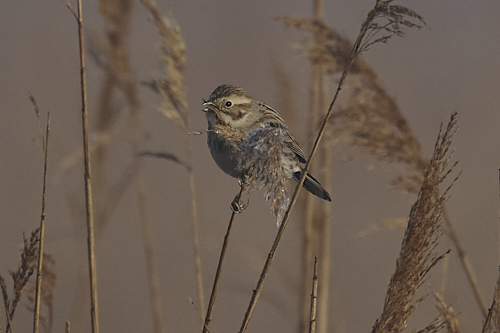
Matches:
[203,84,331,202]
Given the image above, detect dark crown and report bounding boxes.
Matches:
[209,84,246,101]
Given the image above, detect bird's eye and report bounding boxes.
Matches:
[225,101,232,107]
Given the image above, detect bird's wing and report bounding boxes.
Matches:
[259,102,307,164]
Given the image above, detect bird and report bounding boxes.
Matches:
[203,84,331,212]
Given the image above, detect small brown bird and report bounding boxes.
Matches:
[203,84,331,207]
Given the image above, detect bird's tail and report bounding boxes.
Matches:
[293,172,331,202]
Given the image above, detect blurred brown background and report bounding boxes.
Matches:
[1,0,499,332]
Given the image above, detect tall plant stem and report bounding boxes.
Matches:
[309,256,319,333]
[185,134,206,321]
[33,114,50,333]
[299,2,322,330]
[315,1,333,330]
[135,157,166,333]
[238,8,371,333]
[202,186,244,333]
[442,208,487,318]
[299,1,324,329]
[75,0,100,331]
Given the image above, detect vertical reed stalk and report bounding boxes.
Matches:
[318,112,331,333]
[299,193,315,333]
[75,0,100,331]
[202,187,244,333]
[238,2,420,332]
[442,208,487,318]
[316,11,332,330]
[33,114,50,333]
[138,0,203,324]
[481,267,500,333]
[185,134,206,320]
[299,1,324,330]
[135,157,165,333]
[309,256,319,333]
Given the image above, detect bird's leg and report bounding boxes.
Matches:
[231,179,249,213]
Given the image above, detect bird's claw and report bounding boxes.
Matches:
[230,193,249,214]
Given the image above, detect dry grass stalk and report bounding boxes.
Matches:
[312,14,485,318]
[481,267,500,333]
[1,229,40,333]
[371,113,459,333]
[278,2,425,332]
[238,3,426,333]
[203,187,244,333]
[416,316,445,333]
[32,106,50,333]
[28,94,45,152]
[311,3,333,333]
[66,0,101,331]
[442,207,488,318]
[0,277,10,333]
[92,0,135,239]
[309,256,319,333]
[28,254,56,333]
[277,12,332,333]
[138,0,206,323]
[316,166,331,333]
[272,59,319,333]
[97,0,169,332]
[434,293,462,333]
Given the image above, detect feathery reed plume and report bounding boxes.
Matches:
[371,113,459,333]
[1,229,40,333]
[333,73,427,192]
[482,267,500,333]
[239,3,426,332]
[277,13,427,193]
[139,0,187,128]
[434,293,462,333]
[139,0,206,322]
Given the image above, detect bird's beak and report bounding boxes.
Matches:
[202,100,215,112]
